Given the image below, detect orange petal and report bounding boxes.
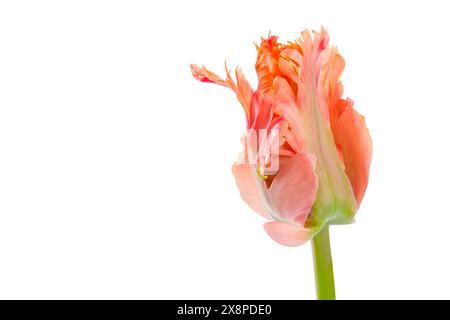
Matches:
[263,221,314,247]
[268,152,318,226]
[279,48,302,84]
[227,67,254,121]
[333,105,372,206]
[231,163,270,219]
[255,35,281,92]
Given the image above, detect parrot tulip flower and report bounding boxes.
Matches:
[191,28,372,299]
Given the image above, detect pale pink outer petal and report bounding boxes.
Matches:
[268,152,318,226]
[231,163,270,219]
[333,106,372,206]
[263,221,315,247]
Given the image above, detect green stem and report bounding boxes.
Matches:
[311,225,336,300]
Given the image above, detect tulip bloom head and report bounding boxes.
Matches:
[191,28,372,247]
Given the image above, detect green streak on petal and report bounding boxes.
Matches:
[302,83,356,228]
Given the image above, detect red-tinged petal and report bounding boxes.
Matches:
[250,90,273,129]
[190,64,229,86]
[231,163,270,219]
[263,221,315,247]
[191,64,254,122]
[268,152,318,226]
[334,106,372,206]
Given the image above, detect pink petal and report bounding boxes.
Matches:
[231,163,270,219]
[334,105,372,206]
[263,221,314,247]
[296,28,331,122]
[317,49,345,125]
[268,152,318,226]
[273,76,305,152]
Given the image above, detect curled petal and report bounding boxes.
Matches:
[263,221,315,247]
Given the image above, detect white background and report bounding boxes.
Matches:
[0,0,449,299]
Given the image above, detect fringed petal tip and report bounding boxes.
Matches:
[263,221,315,247]
[191,63,254,121]
[190,64,227,85]
[190,64,208,82]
